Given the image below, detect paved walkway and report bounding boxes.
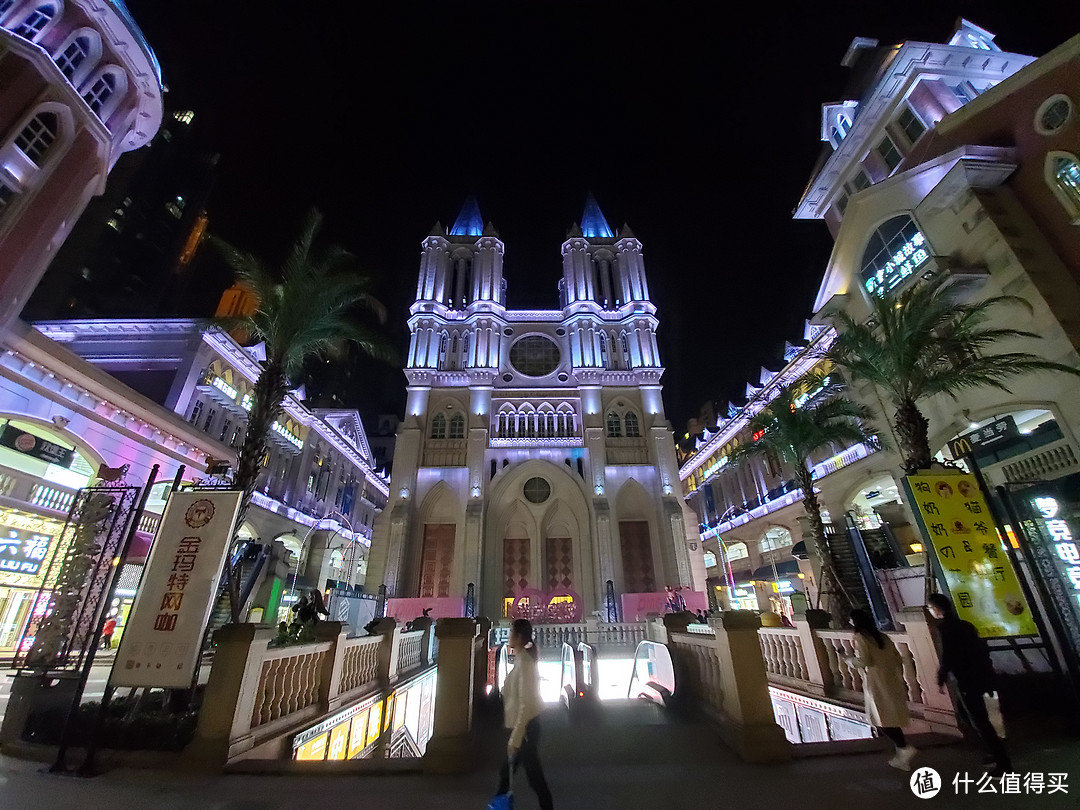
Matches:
[0,701,1077,809]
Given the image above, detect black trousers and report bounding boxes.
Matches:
[879,726,907,749]
[959,688,1010,769]
[498,717,553,810]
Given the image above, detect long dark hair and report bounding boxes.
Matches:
[849,608,885,649]
[511,618,538,660]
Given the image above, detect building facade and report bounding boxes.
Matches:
[0,0,163,326]
[366,197,705,621]
[682,23,1080,646]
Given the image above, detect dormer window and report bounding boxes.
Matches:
[83,71,117,117]
[838,114,852,136]
[55,35,90,79]
[15,112,58,164]
[14,4,56,41]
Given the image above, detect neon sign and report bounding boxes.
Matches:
[211,376,238,400]
[752,429,765,442]
[702,455,729,478]
[1035,497,1080,607]
[863,230,931,297]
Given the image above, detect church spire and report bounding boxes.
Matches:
[581,193,614,239]
[449,195,484,237]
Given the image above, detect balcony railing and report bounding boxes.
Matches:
[0,464,77,517]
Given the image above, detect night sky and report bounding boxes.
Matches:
[127,2,1079,431]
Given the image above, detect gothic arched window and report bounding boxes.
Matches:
[55,34,90,80]
[449,413,465,439]
[430,413,447,439]
[624,411,641,438]
[83,70,119,117]
[606,411,622,438]
[1047,152,1080,222]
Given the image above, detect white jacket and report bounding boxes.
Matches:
[503,650,543,748]
[849,633,911,729]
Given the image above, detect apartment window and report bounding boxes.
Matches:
[897,107,926,145]
[14,4,55,40]
[219,418,232,443]
[83,72,117,117]
[847,169,871,194]
[203,407,216,432]
[448,413,465,439]
[55,36,90,80]
[189,400,204,425]
[15,112,59,164]
[0,1,16,17]
[876,133,903,173]
[430,413,447,439]
[624,411,641,438]
[606,411,622,438]
[836,193,849,215]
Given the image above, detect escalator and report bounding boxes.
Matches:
[204,541,271,647]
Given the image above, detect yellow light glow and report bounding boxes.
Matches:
[910,543,924,553]
[797,573,805,580]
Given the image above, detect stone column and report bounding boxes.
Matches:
[701,612,790,763]
[424,618,481,774]
[895,606,959,732]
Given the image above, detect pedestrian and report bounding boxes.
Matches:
[927,593,1011,774]
[846,608,916,770]
[100,616,117,650]
[695,609,706,624]
[492,618,553,810]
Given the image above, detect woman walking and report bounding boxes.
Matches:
[847,608,916,770]
[494,618,553,810]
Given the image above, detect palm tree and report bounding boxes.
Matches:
[210,209,393,622]
[730,371,877,617]
[827,274,1080,474]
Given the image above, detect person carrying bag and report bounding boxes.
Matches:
[489,619,553,810]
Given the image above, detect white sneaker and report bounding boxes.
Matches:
[888,745,917,771]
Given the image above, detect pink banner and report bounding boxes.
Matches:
[621,590,708,622]
[385,596,465,621]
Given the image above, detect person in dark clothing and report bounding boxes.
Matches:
[927,593,1011,774]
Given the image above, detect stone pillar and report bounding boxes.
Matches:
[895,606,959,731]
[791,614,832,696]
[424,618,481,774]
[702,611,790,763]
[317,621,348,712]
[184,624,274,769]
[373,617,401,689]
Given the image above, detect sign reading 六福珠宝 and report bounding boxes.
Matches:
[111,490,242,688]
[0,525,53,578]
[905,473,1036,638]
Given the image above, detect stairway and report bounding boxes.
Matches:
[824,524,870,613]
[204,544,269,647]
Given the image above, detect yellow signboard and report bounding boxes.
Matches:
[906,473,1036,637]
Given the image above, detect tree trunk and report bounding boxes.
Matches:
[894,398,932,474]
[226,361,288,623]
[795,463,848,623]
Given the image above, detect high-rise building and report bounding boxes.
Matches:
[365,196,706,621]
[0,0,164,326]
[23,109,217,319]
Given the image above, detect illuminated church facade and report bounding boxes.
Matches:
[366,197,706,620]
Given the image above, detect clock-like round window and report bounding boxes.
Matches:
[1035,95,1073,135]
[523,477,551,504]
[509,335,560,377]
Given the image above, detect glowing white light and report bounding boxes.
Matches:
[212,376,238,400]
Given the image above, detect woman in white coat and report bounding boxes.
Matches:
[494,619,553,810]
[847,608,916,770]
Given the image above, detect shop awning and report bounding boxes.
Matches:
[750,559,802,579]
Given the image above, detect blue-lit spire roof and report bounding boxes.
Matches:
[449,195,484,237]
[108,1,164,88]
[581,193,614,239]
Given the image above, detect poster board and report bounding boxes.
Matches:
[904,473,1036,637]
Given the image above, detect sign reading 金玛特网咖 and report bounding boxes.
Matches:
[905,473,1036,638]
[111,490,242,688]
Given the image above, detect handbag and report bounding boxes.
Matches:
[487,757,514,810]
[983,691,1006,738]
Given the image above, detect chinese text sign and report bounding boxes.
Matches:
[906,474,1036,637]
[112,491,242,688]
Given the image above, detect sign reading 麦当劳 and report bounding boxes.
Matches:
[905,473,1036,638]
[111,490,242,688]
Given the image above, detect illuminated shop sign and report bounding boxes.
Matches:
[0,424,74,468]
[772,580,795,594]
[0,525,53,576]
[862,229,931,298]
[272,420,304,449]
[1034,497,1080,607]
[751,429,765,443]
[702,455,729,479]
[793,376,830,410]
[211,376,238,400]
[905,473,1036,637]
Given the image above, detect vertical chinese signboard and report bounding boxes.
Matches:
[1010,475,1080,665]
[905,473,1036,638]
[112,490,242,688]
